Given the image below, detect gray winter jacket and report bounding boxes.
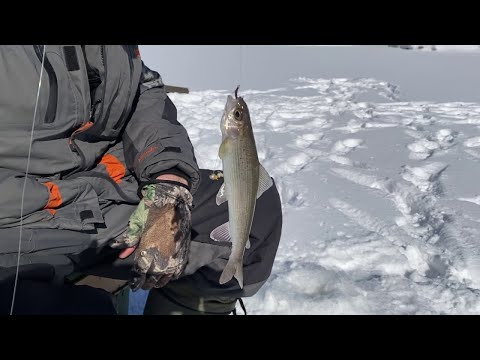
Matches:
[0,45,200,234]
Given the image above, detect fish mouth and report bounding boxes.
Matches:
[226,85,242,109]
[226,95,237,111]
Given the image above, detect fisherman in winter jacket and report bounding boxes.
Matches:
[0,45,282,315]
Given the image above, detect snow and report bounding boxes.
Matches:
[464,137,480,148]
[390,45,480,52]
[129,46,480,315]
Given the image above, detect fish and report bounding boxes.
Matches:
[210,87,273,288]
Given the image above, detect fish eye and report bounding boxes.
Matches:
[234,110,242,120]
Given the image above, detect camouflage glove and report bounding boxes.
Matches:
[110,182,193,291]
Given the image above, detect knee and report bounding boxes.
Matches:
[143,279,237,315]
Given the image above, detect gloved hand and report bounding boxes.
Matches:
[110,182,193,291]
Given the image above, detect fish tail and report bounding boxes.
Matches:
[219,258,244,289]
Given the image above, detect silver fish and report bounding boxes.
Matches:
[210,87,273,288]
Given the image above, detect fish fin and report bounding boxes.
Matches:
[235,266,244,289]
[219,139,228,159]
[219,259,244,289]
[210,222,251,248]
[215,165,271,207]
[210,222,231,243]
[216,183,227,205]
[257,164,274,199]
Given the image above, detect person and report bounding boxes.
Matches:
[0,45,282,315]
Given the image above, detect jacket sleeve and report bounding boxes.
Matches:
[122,61,200,194]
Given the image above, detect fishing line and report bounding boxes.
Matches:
[241,45,246,91]
[10,45,46,315]
[211,45,247,179]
